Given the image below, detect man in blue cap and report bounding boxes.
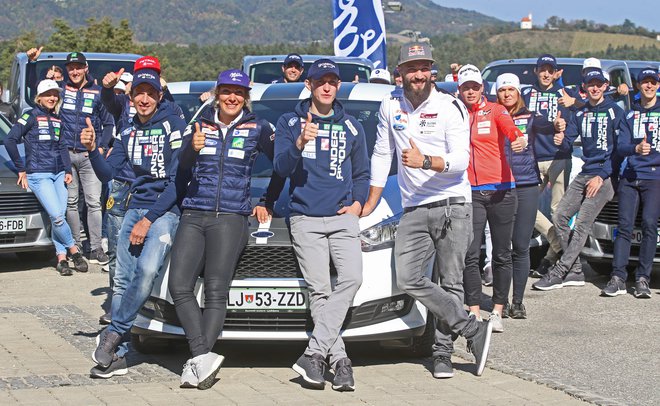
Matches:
[81,67,187,378]
[273,53,305,83]
[274,58,370,391]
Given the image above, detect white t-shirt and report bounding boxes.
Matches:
[371,89,472,208]
[214,108,243,138]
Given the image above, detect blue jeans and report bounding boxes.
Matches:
[109,208,179,356]
[27,171,75,255]
[612,177,660,281]
[105,180,131,289]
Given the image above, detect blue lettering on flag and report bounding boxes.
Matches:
[333,0,387,69]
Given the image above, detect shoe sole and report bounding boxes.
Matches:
[476,320,493,376]
[563,281,585,287]
[601,289,626,297]
[90,366,128,379]
[292,363,325,389]
[432,371,454,379]
[511,313,526,319]
[634,291,651,299]
[532,283,563,291]
[482,281,493,287]
[332,383,355,391]
[89,259,110,265]
[180,380,197,389]
[197,355,225,390]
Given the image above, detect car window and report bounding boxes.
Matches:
[608,69,625,88]
[0,115,12,145]
[250,62,371,84]
[171,93,205,124]
[483,64,583,88]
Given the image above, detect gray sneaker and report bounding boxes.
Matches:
[510,303,527,319]
[89,248,109,265]
[563,270,585,287]
[90,354,127,378]
[531,258,552,278]
[467,319,493,376]
[180,358,198,388]
[191,352,224,390]
[432,355,454,379]
[532,268,564,291]
[634,277,651,299]
[292,353,326,389]
[93,328,122,368]
[489,311,504,333]
[601,276,626,297]
[331,357,355,391]
[71,252,88,273]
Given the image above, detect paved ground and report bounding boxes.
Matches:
[0,253,657,405]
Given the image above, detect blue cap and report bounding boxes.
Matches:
[307,59,340,81]
[216,69,251,89]
[132,69,161,92]
[283,53,303,67]
[583,69,607,84]
[637,68,659,83]
[536,54,558,70]
[431,64,439,75]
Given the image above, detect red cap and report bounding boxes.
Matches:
[134,56,161,74]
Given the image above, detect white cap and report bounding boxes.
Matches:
[443,73,454,82]
[114,81,126,92]
[120,71,133,83]
[582,57,601,71]
[369,68,391,84]
[603,71,610,82]
[496,73,521,92]
[36,79,62,96]
[457,64,483,86]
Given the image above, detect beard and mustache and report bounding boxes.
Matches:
[403,77,434,106]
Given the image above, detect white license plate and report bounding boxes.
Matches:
[0,217,27,234]
[612,228,660,246]
[228,288,308,312]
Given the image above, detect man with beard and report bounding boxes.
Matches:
[362,42,493,379]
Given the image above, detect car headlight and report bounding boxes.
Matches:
[360,213,402,252]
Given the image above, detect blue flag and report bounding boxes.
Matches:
[333,0,387,69]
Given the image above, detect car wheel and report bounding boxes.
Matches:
[400,313,434,358]
[16,250,55,263]
[130,333,174,354]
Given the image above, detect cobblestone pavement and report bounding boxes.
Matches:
[0,253,656,405]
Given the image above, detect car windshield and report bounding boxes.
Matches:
[250,98,388,177]
[171,93,205,124]
[483,64,584,88]
[249,62,371,84]
[26,59,137,107]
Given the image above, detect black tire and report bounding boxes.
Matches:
[400,313,434,358]
[16,250,55,263]
[130,333,174,354]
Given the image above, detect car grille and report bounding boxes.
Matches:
[0,229,41,244]
[234,245,303,279]
[596,201,660,228]
[0,193,43,215]
[224,311,312,331]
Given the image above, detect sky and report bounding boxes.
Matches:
[432,0,660,32]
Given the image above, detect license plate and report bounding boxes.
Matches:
[227,288,308,312]
[0,217,27,234]
[612,228,660,246]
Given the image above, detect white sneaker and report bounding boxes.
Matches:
[469,311,483,322]
[191,352,224,390]
[180,358,197,388]
[489,310,504,333]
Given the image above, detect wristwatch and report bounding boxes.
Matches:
[422,155,432,170]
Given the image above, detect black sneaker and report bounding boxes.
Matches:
[634,277,651,299]
[501,302,511,319]
[292,353,326,389]
[93,328,122,368]
[563,270,585,287]
[532,268,564,291]
[71,252,88,273]
[510,303,527,319]
[89,248,109,265]
[332,357,355,391]
[601,276,626,297]
[99,312,111,325]
[432,355,454,379]
[90,354,127,378]
[56,260,73,276]
[531,258,552,278]
[467,319,493,376]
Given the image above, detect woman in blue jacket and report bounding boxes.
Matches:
[5,79,87,275]
[168,69,284,390]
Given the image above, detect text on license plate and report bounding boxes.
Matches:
[228,288,307,311]
[612,228,660,246]
[0,217,27,234]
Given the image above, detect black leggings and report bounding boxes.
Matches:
[168,210,249,357]
[464,189,517,306]
[511,185,539,304]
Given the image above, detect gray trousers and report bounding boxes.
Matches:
[66,150,103,251]
[394,202,478,358]
[552,174,614,275]
[290,214,363,367]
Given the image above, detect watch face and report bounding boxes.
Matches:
[423,157,431,169]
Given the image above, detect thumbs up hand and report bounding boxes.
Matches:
[296,112,318,150]
[192,122,206,152]
[402,138,425,168]
[102,67,124,89]
[554,110,566,132]
[26,46,43,62]
[557,88,575,108]
[511,136,527,153]
[636,136,651,155]
[554,131,565,146]
[80,117,96,151]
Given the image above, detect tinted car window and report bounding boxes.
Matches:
[483,64,583,88]
[0,115,11,144]
[250,62,371,84]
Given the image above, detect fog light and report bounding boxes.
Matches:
[381,299,405,313]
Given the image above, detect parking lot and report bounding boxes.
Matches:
[0,253,657,405]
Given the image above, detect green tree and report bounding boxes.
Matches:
[48,19,80,51]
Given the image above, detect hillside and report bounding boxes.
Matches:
[0,0,504,45]
[488,30,660,56]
